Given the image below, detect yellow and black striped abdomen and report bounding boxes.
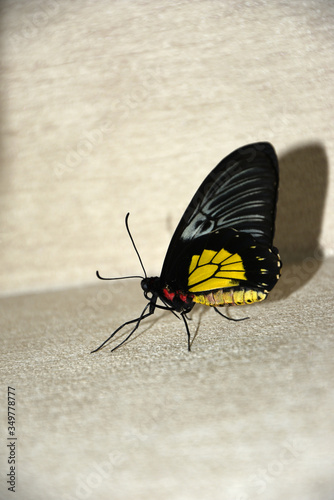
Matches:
[192,288,268,307]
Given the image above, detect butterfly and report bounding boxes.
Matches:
[92,142,282,353]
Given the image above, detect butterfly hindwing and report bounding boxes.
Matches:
[186,228,280,294]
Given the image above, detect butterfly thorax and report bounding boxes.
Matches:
[141,277,194,313]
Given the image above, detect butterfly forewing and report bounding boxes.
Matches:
[160,142,280,293]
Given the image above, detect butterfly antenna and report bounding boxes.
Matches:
[96,270,143,281]
[96,213,147,281]
[125,212,147,279]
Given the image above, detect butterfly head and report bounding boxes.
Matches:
[141,276,160,299]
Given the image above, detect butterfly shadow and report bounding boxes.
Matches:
[188,307,208,349]
[271,142,328,301]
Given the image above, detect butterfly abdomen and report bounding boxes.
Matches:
[192,288,267,307]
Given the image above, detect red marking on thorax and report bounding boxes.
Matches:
[178,293,188,302]
[163,288,175,301]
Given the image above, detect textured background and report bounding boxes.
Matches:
[0,0,333,295]
[1,2,334,500]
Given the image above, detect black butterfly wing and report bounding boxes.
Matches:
[160,142,280,292]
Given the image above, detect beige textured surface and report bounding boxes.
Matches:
[1,1,334,499]
[1,259,334,500]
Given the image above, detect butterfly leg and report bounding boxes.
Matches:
[181,312,192,352]
[91,302,153,353]
[213,307,249,322]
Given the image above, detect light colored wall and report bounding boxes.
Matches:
[1,0,333,296]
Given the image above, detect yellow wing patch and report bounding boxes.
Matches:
[188,248,246,293]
